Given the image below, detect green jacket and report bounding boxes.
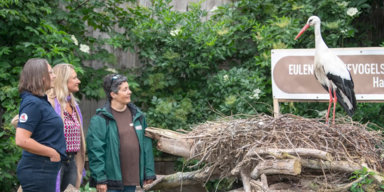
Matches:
[86,102,156,190]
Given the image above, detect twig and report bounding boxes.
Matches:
[322,173,368,192]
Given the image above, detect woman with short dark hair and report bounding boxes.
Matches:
[87,74,156,192]
[15,58,66,192]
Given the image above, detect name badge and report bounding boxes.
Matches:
[135,125,142,130]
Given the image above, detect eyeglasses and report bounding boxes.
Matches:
[109,74,120,89]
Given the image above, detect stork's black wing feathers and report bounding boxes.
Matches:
[326,71,357,116]
[335,89,355,116]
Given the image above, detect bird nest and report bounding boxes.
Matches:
[185,114,384,190]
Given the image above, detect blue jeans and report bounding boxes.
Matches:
[107,186,136,192]
[17,155,61,192]
[60,152,78,191]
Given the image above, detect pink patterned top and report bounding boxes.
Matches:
[63,108,81,153]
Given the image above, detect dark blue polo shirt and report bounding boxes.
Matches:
[17,92,66,158]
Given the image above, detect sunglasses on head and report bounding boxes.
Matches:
[109,74,121,89]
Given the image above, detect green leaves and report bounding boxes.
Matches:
[0,0,139,189]
[0,46,11,57]
[207,67,269,116]
[349,167,375,192]
[126,0,383,141]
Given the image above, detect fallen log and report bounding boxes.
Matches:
[246,148,333,161]
[144,168,221,191]
[251,159,301,179]
[156,137,193,159]
[301,159,361,172]
[146,127,200,159]
[145,127,187,140]
[240,168,251,192]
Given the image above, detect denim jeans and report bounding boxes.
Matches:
[60,152,78,191]
[17,155,61,192]
[107,186,136,192]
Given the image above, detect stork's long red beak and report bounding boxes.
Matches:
[295,24,310,40]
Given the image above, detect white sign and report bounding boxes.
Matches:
[271,47,384,100]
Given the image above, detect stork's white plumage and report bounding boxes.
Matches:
[295,16,356,125]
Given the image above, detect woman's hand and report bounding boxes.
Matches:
[96,184,107,192]
[144,179,154,185]
[49,151,61,162]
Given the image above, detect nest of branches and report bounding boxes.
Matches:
[185,114,384,190]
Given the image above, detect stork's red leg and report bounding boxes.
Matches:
[325,87,332,125]
[332,89,337,125]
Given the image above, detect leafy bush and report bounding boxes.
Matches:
[207,67,270,115]
[0,0,136,189]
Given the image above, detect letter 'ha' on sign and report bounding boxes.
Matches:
[271,47,384,101]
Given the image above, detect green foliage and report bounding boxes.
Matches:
[0,0,137,189]
[79,183,96,192]
[118,0,383,134]
[79,170,96,192]
[122,0,262,132]
[207,67,270,115]
[0,122,21,191]
[349,167,375,192]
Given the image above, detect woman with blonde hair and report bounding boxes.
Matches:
[47,63,86,192]
[13,63,85,192]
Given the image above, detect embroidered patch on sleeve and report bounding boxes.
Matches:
[19,113,28,123]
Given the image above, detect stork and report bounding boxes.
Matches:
[295,16,357,125]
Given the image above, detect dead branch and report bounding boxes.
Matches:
[251,159,301,179]
[246,148,333,161]
[144,169,221,191]
[240,168,251,192]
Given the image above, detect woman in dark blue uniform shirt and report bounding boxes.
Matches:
[15,58,67,192]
